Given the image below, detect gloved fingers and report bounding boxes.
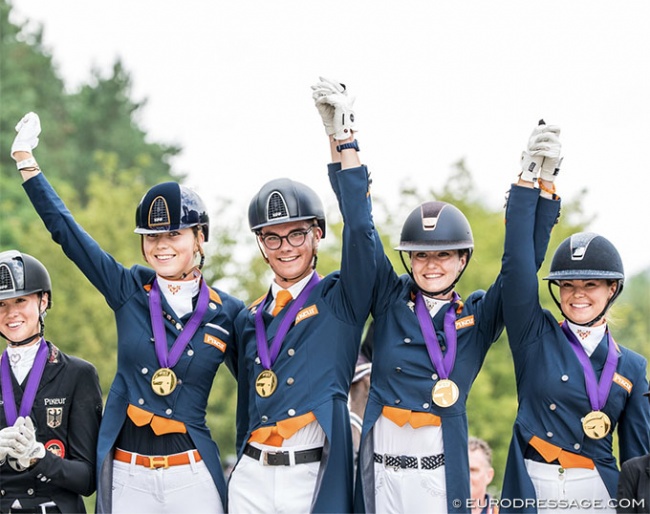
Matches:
[528,138,561,157]
[315,77,346,94]
[14,112,41,133]
[22,415,36,435]
[4,438,31,458]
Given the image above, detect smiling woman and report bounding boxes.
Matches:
[499,123,650,513]
[9,112,245,514]
[0,250,103,514]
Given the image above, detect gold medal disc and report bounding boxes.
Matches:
[151,368,177,396]
[432,378,460,407]
[256,370,278,398]
[582,410,611,439]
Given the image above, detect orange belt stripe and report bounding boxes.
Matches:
[127,404,187,435]
[382,406,442,428]
[114,448,201,468]
[529,436,595,469]
[249,411,317,447]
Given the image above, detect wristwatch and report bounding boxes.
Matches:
[336,140,360,152]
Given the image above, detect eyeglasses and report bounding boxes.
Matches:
[260,226,315,250]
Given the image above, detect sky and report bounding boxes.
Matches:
[9,0,650,276]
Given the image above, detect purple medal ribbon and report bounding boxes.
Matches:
[1,338,48,426]
[149,279,210,368]
[254,273,320,370]
[561,321,618,412]
[414,291,460,379]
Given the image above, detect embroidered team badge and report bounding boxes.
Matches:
[455,315,475,330]
[47,407,63,428]
[295,305,318,324]
[45,439,65,458]
[612,372,633,394]
[204,333,226,352]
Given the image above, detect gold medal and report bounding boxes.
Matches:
[582,410,611,439]
[432,378,459,407]
[256,370,278,398]
[151,368,177,396]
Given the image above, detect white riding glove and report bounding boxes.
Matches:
[3,416,45,471]
[537,125,563,182]
[12,112,41,157]
[521,120,562,183]
[311,77,357,140]
[0,423,26,464]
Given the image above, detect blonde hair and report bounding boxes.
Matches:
[468,436,492,466]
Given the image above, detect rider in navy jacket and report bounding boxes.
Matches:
[500,122,650,513]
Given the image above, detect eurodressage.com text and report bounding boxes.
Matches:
[461,498,645,510]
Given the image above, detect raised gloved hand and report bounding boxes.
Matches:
[538,125,562,183]
[12,112,41,157]
[311,77,356,140]
[520,120,561,183]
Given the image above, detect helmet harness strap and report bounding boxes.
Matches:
[548,280,622,328]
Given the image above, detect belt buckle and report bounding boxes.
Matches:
[149,455,170,469]
[262,450,281,465]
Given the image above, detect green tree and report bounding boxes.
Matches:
[1,0,179,253]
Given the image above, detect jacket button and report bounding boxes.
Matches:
[166,409,172,415]
[286,377,295,385]
[288,349,296,356]
[141,368,148,374]
[138,398,145,405]
[549,404,557,411]
[546,432,553,438]
[187,349,194,356]
[404,338,411,344]
[422,403,430,409]
[27,488,35,495]
[261,416,268,423]
[574,443,580,450]
[394,399,401,404]
[209,302,217,310]
[561,375,569,382]
[288,409,296,416]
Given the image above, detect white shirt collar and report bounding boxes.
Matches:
[269,271,314,312]
[566,320,607,357]
[423,295,450,317]
[156,273,201,319]
[6,339,43,385]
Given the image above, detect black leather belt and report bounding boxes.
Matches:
[374,452,445,470]
[243,443,323,466]
[9,507,60,513]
